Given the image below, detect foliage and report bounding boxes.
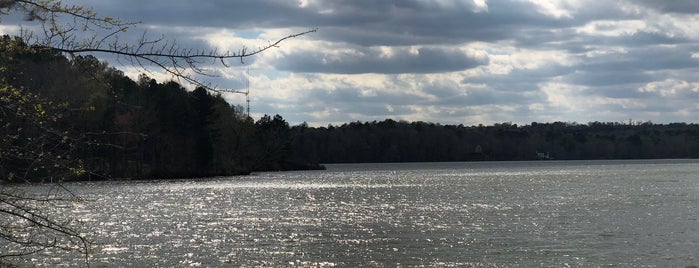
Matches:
[1,0,314,264]
[0,36,86,183]
[1,0,315,90]
[1,37,91,265]
[289,120,699,163]
[0,35,321,181]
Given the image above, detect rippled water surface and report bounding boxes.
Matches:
[19,160,699,266]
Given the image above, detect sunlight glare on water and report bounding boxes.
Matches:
[14,160,699,267]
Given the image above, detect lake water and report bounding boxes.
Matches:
[10,160,699,267]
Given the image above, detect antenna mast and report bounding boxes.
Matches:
[220,68,251,118]
[245,68,250,118]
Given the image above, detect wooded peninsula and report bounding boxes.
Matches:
[3,35,699,182]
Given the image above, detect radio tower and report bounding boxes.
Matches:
[224,68,250,118]
[245,68,250,118]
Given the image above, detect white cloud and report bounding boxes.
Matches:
[196,28,261,52]
[654,13,699,39]
[584,46,629,58]
[474,43,577,75]
[473,0,489,12]
[638,79,699,96]
[540,81,588,111]
[0,25,21,35]
[523,0,579,19]
[417,0,486,11]
[18,0,699,125]
[576,20,650,37]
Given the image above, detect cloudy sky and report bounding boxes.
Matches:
[6,0,699,126]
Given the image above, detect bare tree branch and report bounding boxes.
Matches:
[0,188,91,265]
[3,0,315,91]
[52,28,317,90]
[1,1,315,266]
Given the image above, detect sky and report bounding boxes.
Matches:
[4,0,699,126]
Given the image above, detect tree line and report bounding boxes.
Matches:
[5,0,696,264]
[4,34,699,182]
[1,1,317,264]
[1,35,320,183]
[289,120,699,163]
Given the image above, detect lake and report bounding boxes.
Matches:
[13,160,699,267]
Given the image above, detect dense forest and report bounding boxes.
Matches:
[3,34,699,183]
[1,35,320,182]
[289,120,699,163]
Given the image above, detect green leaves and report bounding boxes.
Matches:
[0,80,83,182]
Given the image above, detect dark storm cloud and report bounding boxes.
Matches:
[78,0,581,46]
[634,0,699,14]
[35,0,699,125]
[72,0,692,51]
[276,47,488,74]
[562,44,699,88]
[311,0,582,46]
[81,0,308,28]
[64,0,697,49]
[565,71,652,87]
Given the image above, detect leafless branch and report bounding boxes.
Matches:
[5,0,315,91]
[1,1,315,266]
[0,190,91,265]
